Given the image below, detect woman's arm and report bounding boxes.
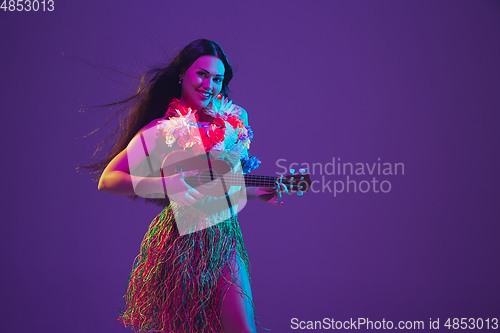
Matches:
[239,107,286,206]
[97,120,203,206]
[98,120,164,195]
[246,185,287,206]
[97,149,166,196]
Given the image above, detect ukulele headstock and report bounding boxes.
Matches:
[280,168,311,196]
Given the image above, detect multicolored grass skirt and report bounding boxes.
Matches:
[118,203,253,332]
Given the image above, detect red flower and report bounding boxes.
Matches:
[177,134,189,148]
[207,123,225,145]
[198,127,215,152]
[225,115,244,130]
[191,141,206,155]
[164,98,197,118]
[212,117,226,128]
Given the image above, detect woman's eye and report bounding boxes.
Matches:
[214,78,223,83]
[198,72,207,78]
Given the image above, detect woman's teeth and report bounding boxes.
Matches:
[198,91,211,100]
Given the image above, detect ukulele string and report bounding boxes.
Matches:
[189,174,301,188]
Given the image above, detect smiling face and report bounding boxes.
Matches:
[179,55,225,112]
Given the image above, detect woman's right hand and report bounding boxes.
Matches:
[163,170,205,207]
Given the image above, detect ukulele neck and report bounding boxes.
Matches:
[243,175,279,187]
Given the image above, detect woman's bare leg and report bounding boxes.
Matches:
[220,256,257,333]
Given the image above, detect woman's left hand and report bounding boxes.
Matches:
[255,180,288,206]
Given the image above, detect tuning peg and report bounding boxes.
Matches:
[296,190,303,196]
[290,168,295,174]
[299,168,306,175]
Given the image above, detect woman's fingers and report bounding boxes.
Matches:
[179,169,204,199]
[273,181,289,194]
[171,190,201,207]
[177,186,204,206]
[181,170,204,200]
[181,169,199,177]
[268,195,285,206]
[164,169,204,206]
[183,191,198,205]
[188,187,204,200]
[268,179,288,206]
[269,181,284,206]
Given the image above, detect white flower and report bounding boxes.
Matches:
[205,97,239,118]
[211,141,225,151]
[157,113,198,146]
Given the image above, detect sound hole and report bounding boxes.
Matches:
[199,169,218,186]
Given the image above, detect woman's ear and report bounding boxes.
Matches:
[179,69,186,80]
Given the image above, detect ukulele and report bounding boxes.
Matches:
[161,150,311,198]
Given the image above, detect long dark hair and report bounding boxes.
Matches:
[80,39,234,206]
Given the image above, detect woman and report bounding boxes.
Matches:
[87,39,286,332]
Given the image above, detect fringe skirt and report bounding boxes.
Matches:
[118,204,254,333]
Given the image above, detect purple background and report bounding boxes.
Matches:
[1,1,499,332]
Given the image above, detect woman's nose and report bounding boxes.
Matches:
[202,78,214,91]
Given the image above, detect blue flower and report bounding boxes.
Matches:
[245,125,254,141]
[242,155,261,173]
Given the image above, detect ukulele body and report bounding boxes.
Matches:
[161,150,240,198]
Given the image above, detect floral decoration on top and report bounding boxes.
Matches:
[157,97,260,173]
